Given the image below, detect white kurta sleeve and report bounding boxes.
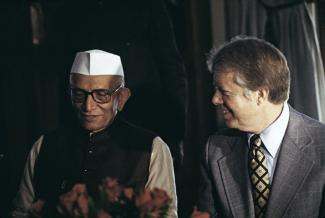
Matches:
[145,136,178,218]
[11,135,43,218]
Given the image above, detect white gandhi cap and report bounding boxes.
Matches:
[70,49,124,77]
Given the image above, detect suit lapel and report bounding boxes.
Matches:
[218,136,255,218]
[265,109,314,218]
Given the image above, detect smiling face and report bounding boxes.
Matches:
[211,70,262,132]
[70,74,130,133]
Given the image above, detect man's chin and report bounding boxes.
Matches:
[80,122,103,133]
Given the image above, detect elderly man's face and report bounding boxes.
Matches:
[70,74,130,133]
[211,70,261,132]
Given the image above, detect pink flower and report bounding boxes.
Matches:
[76,191,89,216]
[136,189,154,213]
[151,188,170,211]
[73,184,87,195]
[57,191,77,214]
[57,184,89,218]
[136,188,171,218]
[100,177,123,202]
[123,187,134,200]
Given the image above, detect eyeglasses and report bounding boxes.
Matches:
[70,85,122,104]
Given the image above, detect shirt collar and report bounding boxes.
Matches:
[248,102,290,157]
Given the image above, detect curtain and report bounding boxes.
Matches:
[223,0,325,121]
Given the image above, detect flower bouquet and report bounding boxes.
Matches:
[28,177,171,218]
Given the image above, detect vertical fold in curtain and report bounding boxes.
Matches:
[223,0,325,122]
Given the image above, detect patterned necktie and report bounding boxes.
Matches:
[248,134,270,218]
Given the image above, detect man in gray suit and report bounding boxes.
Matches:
[197,36,325,218]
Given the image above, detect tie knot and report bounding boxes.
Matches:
[251,134,262,147]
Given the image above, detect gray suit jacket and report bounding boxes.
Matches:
[197,108,325,218]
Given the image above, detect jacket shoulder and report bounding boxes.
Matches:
[205,128,245,160]
[290,108,325,141]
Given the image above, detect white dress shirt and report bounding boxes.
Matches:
[248,102,290,183]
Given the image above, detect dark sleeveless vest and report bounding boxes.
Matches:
[33,116,156,204]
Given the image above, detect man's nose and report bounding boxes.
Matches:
[211,90,223,105]
[84,94,97,111]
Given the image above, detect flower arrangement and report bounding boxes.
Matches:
[28,177,171,218]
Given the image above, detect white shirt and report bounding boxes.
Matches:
[248,102,290,183]
[12,136,177,218]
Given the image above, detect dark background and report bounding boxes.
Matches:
[1,0,324,217]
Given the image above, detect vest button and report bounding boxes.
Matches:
[83,169,88,173]
[88,150,93,154]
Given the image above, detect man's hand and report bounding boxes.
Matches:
[191,206,210,218]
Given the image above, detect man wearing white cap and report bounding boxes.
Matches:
[11,50,177,217]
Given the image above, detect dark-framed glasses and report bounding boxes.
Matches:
[70,85,122,104]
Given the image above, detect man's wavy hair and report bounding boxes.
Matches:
[207,36,290,104]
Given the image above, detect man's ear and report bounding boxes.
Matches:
[117,87,131,111]
[257,88,269,105]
